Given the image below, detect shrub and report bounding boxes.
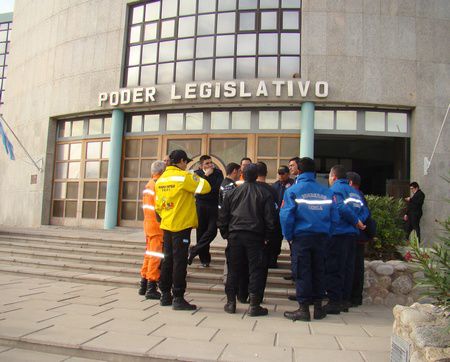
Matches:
[365,195,406,260]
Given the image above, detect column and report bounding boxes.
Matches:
[300,102,315,158]
[104,109,124,229]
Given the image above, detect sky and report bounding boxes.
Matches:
[0,0,14,14]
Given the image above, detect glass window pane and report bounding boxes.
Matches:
[55,163,68,179]
[127,67,139,87]
[82,201,96,219]
[211,112,230,129]
[140,159,153,178]
[281,33,300,54]
[215,58,234,80]
[179,0,196,15]
[178,16,196,37]
[216,35,235,57]
[161,19,175,38]
[59,121,71,138]
[132,5,144,24]
[131,115,142,132]
[231,111,251,129]
[176,61,193,82]
[159,41,175,62]
[258,57,278,77]
[142,43,157,64]
[100,161,109,178]
[121,202,137,220]
[144,114,160,132]
[177,38,195,59]
[157,62,174,84]
[85,161,100,178]
[281,111,301,129]
[161,0,178,18]
[56,144,69,161]
[65,201,77,218]
[103,118,111,134]
[102,141,110,159]
[283,11,300,30]
[124,159,139,178]
[129,25,141,43]
[196,36,215,58]
[258,34,278,55]
[261,11,277,30]
[210,138,247,166]
[53,201,64,217]
[315,111,334,129]
[86,142,101,159]
[199,0,216,12]
[280,56,299,77]
[365,112,385,132]
[388,113,407,133]
[83,182,97,199]
[217,12,236,34]
[144,23,157,41]
[239,0,258,9]
[123,181,138,199]
[259,111,279,129]
[128,45,141,66]
[336,111,357,130]
[70,143,82,160]
[53,182,66,199]
[258,159,278,179]
[219,0,237,11]
[195,59,213,81]
[280,137,300,157]
[99,182,107,199]
[66,182,79,199]
[142,138,158,157]
[167,113,184,131]
[239,12,256,31]
[145,2,160,21]
[237,34,256,55]
[282,0,301,7]
[258,137,277,156]
[236,57,255,78]
[97,201,105,219]
[125,139,140,157]
[88,118,102,135]
[71,121,84,137]
[197,14,215,35]
[186,113,203,130]
[141,64,156,85]
[167,139,202,158]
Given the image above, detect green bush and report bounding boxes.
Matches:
[365,195,406,260]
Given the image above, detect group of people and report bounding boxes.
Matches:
[137,148,423,321]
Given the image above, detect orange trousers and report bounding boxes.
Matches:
[140,235,163,281]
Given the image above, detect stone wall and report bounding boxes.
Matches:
[363,260,422,307]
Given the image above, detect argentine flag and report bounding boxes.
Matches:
[0,120,15,160]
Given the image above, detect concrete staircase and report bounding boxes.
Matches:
[0,229,295,299]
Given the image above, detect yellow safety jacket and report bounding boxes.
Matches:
[155,166,211,232]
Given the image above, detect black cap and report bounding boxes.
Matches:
[169,149,192,164]
[277,165,289,175]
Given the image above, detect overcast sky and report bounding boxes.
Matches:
[0,0,14,14]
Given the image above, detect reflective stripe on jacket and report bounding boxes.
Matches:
[143,178,163,239]
[155,166,211,232]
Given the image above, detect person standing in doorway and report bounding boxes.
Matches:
[404,182,425,242]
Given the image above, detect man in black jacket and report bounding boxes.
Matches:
[218,164,276,316]
[188,155,224,267]
[404,182,425,242]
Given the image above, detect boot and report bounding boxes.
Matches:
[138,278,147,295]
[324,301,341,315]
[247,293,268,317]
[237,294,249,304]
[224,294,236,314]
[341,301,351,313]
[145,281,161,300]
[284,303,311,321]
[160,292,173,306]
[313,301,326,320]
[172,297,197,311]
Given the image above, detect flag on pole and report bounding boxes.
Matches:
[0,119,15,160]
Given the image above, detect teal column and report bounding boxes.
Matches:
[300,102,315,158]
[104,109,124,229]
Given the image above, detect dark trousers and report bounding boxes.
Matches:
[192,204,218,264]
[159,228,191,297]
[225,234,268,298]
[291,234,326,304]
[268,232,282,267]
[325,234,356,303]
[225,242,249,301]
[351,242,365,305]
[406,213,421,242]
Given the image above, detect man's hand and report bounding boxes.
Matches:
[356,220,366,230]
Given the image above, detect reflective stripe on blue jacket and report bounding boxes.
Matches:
[330,178,369,236]
[280,172,338,241]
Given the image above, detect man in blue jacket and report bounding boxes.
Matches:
[325,165,368,314]
[280,157,337,321]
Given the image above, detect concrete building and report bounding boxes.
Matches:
[0,1,449,242]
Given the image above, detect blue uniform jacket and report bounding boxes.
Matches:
[330,179,369,236]
[280,172,338,241]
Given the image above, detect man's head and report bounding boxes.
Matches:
[328,164,346,186]
[346,171,361,189]
[240,157,252,172]
[169,149,192,170]
[288,157,300,176]
[277,165,290,182]
[409,182,420,194]
[163,155,170,165]
[151,160,166,178]
[243,163,258,183]
[225,162,240,181]
[256,161,268,181]
[298,157,316,174]
[199,155,213,170]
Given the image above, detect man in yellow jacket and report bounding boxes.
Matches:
[155,149,211,310]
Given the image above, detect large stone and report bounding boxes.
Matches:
[377,275,392,289]
[369,260,384,271]
[409,351,425,362]
[368,286,389,299]
[393,305,407,319]
[364,269,377,288]
[411,325,450,349]
[413,271,425,280]
[376,263,395,276]
[373,296,384,305]
[394,263,409,272]
[384,293,406,307]
[392,275,413,295]
[424,346,450,361]
[386,260,403,265]
[400,308,435,326]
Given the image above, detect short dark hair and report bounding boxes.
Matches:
[409,182,419,189]
[240,157,252,164]
[243,163,258,182]
[256,161,268,177]
[346,171,361,186]
[289,156,300,164]
[297,157,315,173]
[278,165,289,174]
[199,155,211,164]
[330,164,346,179]
[225,162,240,176]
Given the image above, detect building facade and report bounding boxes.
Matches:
[0,1,449,242]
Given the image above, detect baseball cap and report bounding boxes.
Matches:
[277,166,289,175]
[169,149,192,163]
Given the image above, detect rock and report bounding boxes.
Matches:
[368,286,389,299]
[411,325,450,349]
[413,271,425,280]
[364,269,377,288]
[387,260,403,265]
[400,308,434,326]
[385,293,407,307]
[376,263,395,276]
[406,296,415,306]
[409,351,424,362]
[393,305,407,319]
[373,296,384,305]
[392,275,413,295]
[377,275,392,288]
[424,346,450,361]
[362,296,373,305]
[369,260,384,270]
[394,263,409,272]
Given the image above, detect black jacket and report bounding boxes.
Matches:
[217,181,276,241]
[195,168,224,207]
[407,189,425,217]
[272,178,295,208]
[219,177,237,208]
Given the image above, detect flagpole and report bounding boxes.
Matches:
[0,114,43,172]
